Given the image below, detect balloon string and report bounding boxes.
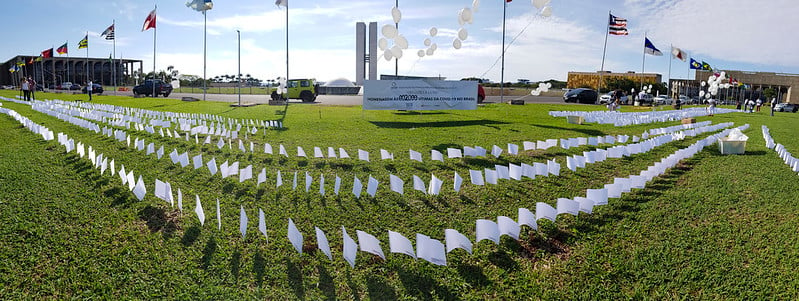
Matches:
[408,57,422,74]
[479,13,538,79]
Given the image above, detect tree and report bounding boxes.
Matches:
[763,87,776,100]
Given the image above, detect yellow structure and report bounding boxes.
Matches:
[567,71,662,90]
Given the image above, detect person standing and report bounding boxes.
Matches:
[28,77,36,101]
[707,98,717,116]
[21,76,30,101]
[771,98,777,116]
[86,79,93,101]
[756,98,762,112]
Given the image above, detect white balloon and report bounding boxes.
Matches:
[546,82,552,88]
[532,0,551,9]
[458,28,469,41]
[531,89,541,96]
[719,71,726,78]
[423,38,432,47]
[453,38,462,49]
[540,6,552,17]
[705,93,711,99]
[378,38,388,51]
[381,24,397,39]
[391,7,402,24]
[430,43,438,51]
[461,8,473,24]
[701,81,706,87]
[390,45,403,59]
[426,47,434,56]
[429,27,438,37]
[699,91,705,97]
[383,49,393,61]
[417,50,425,57]
[472,0,480,12]
[648,84,653,89]
[395,35,409,49]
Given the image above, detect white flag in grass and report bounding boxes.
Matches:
[327,147,337,158]
[258,209,268,243]
[133,176,147,201]
[497,216,520,240]
[334,175,341,195]
[342,227,357,268]
[412,175,426,194]
[453,172,463,192]
[264,143,273,154]
[409,149,422,162]
[352,176,363,198]
[367,176,379,197]
[276,171,283,187]
[358,149,369,162]
[557,198,580,216]
[444,228,472,254]
[431,150,444,162]
[305,172,312,192]
[517,208,538,230]
[380,149,393,160]
[388,230,416,258]
[416,234,447,266]
[156,145,164,159]
[239,205,248,238]
[319,174,325,195]
[177,188,183,212]
[207,157,218,175]
[239,165,253,183]
[428,174,443,195]
[195,195,205,226]
[257,168,266,186]
[297,146,307,158]
[469,169,484,186]
[216,199,222,230]
[279,144,288,157]
[316,227,332,260]
[126,171,135,191]
[491,145,503,158]
[287,218,303,254]
[536,202,557,222]
[476,219,499,244]
[357,230,386,260]
[339,148,350,159]
[389,174,403,195]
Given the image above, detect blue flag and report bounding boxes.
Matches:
[644,37,662,56]
[689,58,702,69]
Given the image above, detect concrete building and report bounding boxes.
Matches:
[567,71,662,90]
[2,55,143,87]
[355,22,378,85]
[671,70,798,103]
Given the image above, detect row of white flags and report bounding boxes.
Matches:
[39,96,737,198]
[4,105,756,267]
[549,107,739,127]
[28,98,725,168]
[763,126,799,174]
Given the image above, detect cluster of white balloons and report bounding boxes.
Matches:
[378,7,409,61]
[530,82,552,96]
[452,2,476,50]
[699,71,730,99]
[418,27,439,58]
[532,0,553,17]
[275,77,288,94]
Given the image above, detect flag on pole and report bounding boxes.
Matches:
[142,9,157,31]
[689,58,701,69]
[78,35,88,49]
[16,61,25,67]
[608,14,628,35]
[671,46,687,62]
[101,24,115,40]
[187,0,213,12]
[56,43,68,55]
[644,37,662,56]
[28,57,34,64]
[275,0,287,7]
[35,55,43,62]
[9,65,19,73]
[701,61,711,71]
[41,48,53,58]
[505,0,512,2]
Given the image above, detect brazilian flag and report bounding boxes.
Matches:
[78,35,88,49]
[701,61,711,71]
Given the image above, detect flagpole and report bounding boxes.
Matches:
[284,0,289,100]
[598,10,610,100]
[153,5,157,97]
[640,33,646,94]
[85,32,89,85]
[394,0,398,77]
[113,19,117,95]
[52,45,55,88]
[667,44,672,98]
[500,0,507,104]
[66,41,70,84]
[203,11,207,101]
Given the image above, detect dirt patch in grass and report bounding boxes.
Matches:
[519,231,573,264]
[136,205,180,237]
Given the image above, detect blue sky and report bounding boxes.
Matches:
[4,0,798,84]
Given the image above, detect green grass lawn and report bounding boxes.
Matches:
[1,90,798,299]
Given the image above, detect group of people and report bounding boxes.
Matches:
[20,76,36,101]
[737,98,777,114]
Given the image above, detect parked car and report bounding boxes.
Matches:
[133,79,173,97]
[563,88,598,104]
[774,103,798,113]
[653,94,672,105]
[56,82,72,90]
[81,83,104,94]
[599,90,628,104]
[637,93,655,105]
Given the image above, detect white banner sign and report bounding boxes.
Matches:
[363,80,478,110]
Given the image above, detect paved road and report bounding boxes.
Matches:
[159,92,572,106]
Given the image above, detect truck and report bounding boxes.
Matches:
[269,79,319,103]
[133,79,173,97]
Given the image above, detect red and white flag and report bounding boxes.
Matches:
[142,9,156,31]
[671,46,687,62]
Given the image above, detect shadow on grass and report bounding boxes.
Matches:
[317,265,336,301]
[253,250,266,287]
[391,111,448,116]
[137,205,178,239]
[230,249,241,282]
[181,225,201,247]
[345,271,362,301]
[396,266,457,300]
[456,262,491,287]
[286,257,305,300]
[531,123,605,137]
[370,119,508,129]
[366,274,397,301]
[201,236,217,269]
